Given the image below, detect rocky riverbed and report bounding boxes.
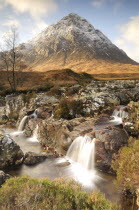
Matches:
[0,79,139,209]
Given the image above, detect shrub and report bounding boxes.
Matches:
[21,92,36,105]
[0,176,119,210]
[48,85,62,97]
[112,137,139,193]
[37,83,54,92]
[54,98,84,119]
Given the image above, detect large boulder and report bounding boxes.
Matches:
[24,152,47,165]
[95,126,129,173]
[0,134,24,169]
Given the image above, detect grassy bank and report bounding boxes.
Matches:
[0,176,120,210]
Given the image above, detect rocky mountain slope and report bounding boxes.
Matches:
[18,13,138,74]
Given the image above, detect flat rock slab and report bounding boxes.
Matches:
[24,152,47,165]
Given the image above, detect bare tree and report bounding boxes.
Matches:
[0,26,26,92]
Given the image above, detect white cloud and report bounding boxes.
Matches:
[91,0,113,8]
[32,19,48,37]
[91,0,124,13]
[4,0,58,18]
[91,0,105,8]
[115,16,139,62]
[2,17,20,27]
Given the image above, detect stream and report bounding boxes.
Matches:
[1,107,137,210]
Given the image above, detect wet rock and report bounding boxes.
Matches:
[0,134,24,169]
[0,171,11,185]
[1,115,8,120]
[95,126,128,173]
[26,110,35,116]
[24,152,47,165]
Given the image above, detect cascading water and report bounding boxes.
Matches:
[18,109,38,132]
[18,116,28,131]
[28,125,39,142]
[111,106,128,125]
[112,109,128,119]
[55,135,101,189]
[66,135,95,170]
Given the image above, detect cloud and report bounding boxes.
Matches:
[91,0,113,8]
[4,0,58,18]
[114,16,139,62]
[2,17,20,27]
[91,0,124,12]
[31,19,48,37]
[91,0,106,8]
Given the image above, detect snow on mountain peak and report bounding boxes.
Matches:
[33,13,111,47]
[21,13,136,67]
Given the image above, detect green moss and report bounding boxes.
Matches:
[0,176,120,210]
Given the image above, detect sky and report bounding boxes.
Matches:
[0,0,139,62]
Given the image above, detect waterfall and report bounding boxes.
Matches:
[18,116,28,131]
[112,109,128,119]
[18,110,38,132]
[66,135,95,170]
[28,125,39,142]
[55,135,101,189]
[57,135,101,189]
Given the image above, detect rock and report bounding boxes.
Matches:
[36,107,52,119]
[0,134,24,169]
[1,115,8,120]
[0,171,11,185]
[31,93,59,107]
[24,152,47,165]
[95,126,128,173]
[26,110,35,116]
[24,118,40,137]
[37,117,94,155]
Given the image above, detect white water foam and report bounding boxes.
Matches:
[55,135,101,189]
[111,107,128,124]
[28,125,39,142]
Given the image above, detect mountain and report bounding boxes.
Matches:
[18,13,139,74]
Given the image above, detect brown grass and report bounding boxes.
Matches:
[0,69,92,93]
